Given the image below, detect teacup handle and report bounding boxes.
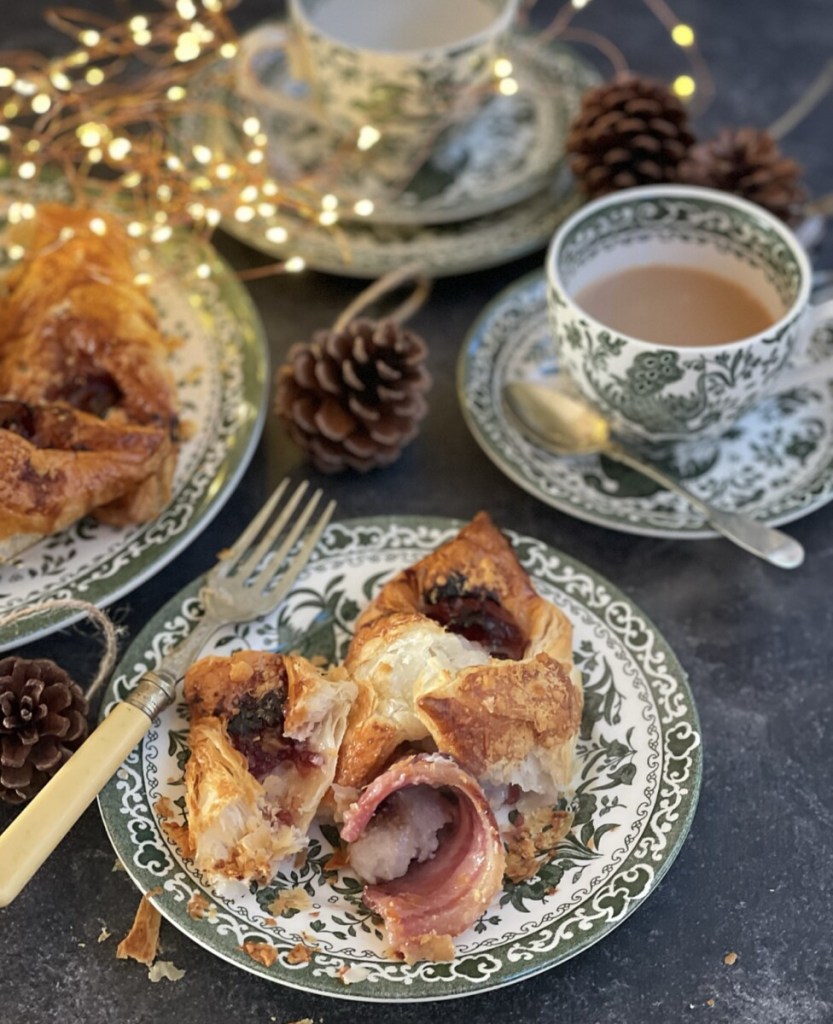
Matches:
[235,22,330,130]
[771,294,833,392]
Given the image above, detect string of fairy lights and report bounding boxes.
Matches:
[537,0,713,109]
[0,0,713,283]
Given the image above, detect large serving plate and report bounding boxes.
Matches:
[0,206,269,649]
[99,516,701,1001]
[459,270,833,537]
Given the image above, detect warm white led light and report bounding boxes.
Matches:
[672,23,696,47]
[357,125,381,150]
[108,137,132,160]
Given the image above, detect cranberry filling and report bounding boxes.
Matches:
[421,573,526,660]
[225,681,322,782]
[0,400,37,441]
[0,400,78,449]
[235,734,323,782]
[57,369,123,418]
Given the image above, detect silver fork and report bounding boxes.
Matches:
[0,478,336,907]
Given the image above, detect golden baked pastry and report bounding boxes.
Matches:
[0,203,179,554]
[336,512,583,800]
[184,650,356,886]
[0,399,174,561]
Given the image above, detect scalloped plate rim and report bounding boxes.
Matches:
[97,514,701,1002]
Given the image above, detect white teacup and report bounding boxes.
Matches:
[237,0,519,178]
[545,185,833,445]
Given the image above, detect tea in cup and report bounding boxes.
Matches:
[545,184,833,444]
[237,0,519,177]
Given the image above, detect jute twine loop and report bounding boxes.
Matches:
[0,599,123,703]
[332,261,431,334]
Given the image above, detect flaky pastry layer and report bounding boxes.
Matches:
[336,512,583,800]
[184,649,355,886]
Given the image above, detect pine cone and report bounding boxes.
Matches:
[274,318,432,473]
[567,73,696,198]
[678,127,806,223]
[0,656,89,805]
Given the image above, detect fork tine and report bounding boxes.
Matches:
[216,478,299,577]
[237,486,322,582]
[259,498,337,608]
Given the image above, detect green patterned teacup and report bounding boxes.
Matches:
[238,0,519,182]
[545,185,832,444]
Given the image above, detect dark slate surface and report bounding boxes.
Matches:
[1,2,832,1022]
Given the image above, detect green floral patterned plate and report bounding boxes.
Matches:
[98,516,701,1001]
[0,220,269,649]
[459,270,833,537]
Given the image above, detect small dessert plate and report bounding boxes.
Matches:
[187,29,598,226]
[99,516,700,1000]
[459,270,833,537]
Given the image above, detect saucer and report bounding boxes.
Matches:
[187,29,598,227]
[223,167,581,278]
[458,270,833,538]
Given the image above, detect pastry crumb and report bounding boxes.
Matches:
[154,795,177,819]
[323,847,348,872]
[117,895,162,965]
[97,925,111,943]
[241,940,278,967]
[268,886,311,917]
[186,891,211,920]
[148,960,185,983]
[706,997,716,1007]
[337,963,370,985]
[503,806,574,883]
[161,819,193,857]
[286,942,315,965]
[154,795,192,855]
[112,858,126,872]
[723,950,738,966]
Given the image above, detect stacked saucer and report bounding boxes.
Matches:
[181,24,599,277]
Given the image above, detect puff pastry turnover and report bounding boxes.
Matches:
[336,512,583,801]
[0,399,174,559]
[0,203,179,555]
[184,650,356,886]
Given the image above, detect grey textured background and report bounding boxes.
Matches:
[1,2,832,1022]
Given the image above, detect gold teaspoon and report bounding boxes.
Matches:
[503,380,805,570]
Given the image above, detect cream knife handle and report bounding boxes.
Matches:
[0,670,176,907]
